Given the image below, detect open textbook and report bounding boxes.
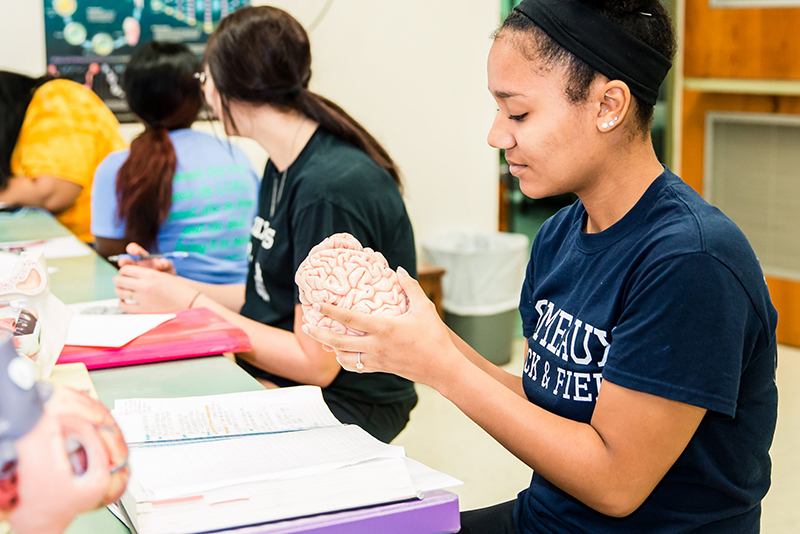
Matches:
[111,386,461,534]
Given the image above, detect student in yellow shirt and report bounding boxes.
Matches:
[0,72,126,241]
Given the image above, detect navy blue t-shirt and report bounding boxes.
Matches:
[515,168,778,533]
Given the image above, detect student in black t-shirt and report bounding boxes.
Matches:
[112,6,417,443]
[303,1,778,533]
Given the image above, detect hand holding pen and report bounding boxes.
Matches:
[110,243,180,275]
[107,251,190,263]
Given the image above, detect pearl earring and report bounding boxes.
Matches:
[609,120,615,127]
[602,122,609,129]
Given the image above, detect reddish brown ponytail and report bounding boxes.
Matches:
[116,127,176,249]
[115,41,202,250]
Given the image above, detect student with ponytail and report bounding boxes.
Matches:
[112,7,417,443]
[91,41,258,284]
[303,1,778,532]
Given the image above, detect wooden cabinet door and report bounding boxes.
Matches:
[682,0,800,346]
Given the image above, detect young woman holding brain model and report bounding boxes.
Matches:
[304,1,779,532]
[111,6,417,444]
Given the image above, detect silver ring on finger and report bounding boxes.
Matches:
[356,352,364,371]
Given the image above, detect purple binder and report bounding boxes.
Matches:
[226,490,460,534]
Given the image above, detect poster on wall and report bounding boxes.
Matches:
[43,0,250,122]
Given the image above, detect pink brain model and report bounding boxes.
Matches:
[295,233,409,335]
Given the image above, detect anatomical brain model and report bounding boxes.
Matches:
[295,233,408,334]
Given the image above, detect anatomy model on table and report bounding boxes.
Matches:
[0,251,72,379]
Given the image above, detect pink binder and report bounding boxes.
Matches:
[58,308,251,370]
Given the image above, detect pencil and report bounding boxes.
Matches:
[107,251,190,262]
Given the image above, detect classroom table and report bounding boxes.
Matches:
[0,208,461,534]
[0,208,118,304]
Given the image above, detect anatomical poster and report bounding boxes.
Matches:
[43,0,250,121]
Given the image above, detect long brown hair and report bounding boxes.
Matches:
[204,6,402,188]
[116,41,203,249]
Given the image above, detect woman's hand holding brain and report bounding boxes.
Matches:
[295,233,409,335]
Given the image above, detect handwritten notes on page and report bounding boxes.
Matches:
[112,386,341,444]
[113,386,461,534]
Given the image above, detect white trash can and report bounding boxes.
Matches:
[422,232,530,365]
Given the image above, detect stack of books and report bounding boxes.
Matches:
[110,386,460,534]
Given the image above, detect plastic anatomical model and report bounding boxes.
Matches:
[295,233,408,335]
[0,336,129,534]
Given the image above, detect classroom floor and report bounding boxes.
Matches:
[393,339,800,532]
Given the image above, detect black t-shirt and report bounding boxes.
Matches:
[239,128,417,404]
[516,168,778,533]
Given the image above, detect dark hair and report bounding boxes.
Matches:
[116,41,203,250]
[0,71,51,188]
[497,0,675,134]
[204,6,402,188]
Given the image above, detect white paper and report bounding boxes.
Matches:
[403,457,463,492]
[123,458,418,534]
[113,386,342,444]
[64,313,175,347]
[0,236,92,259]
[127,425,407,501]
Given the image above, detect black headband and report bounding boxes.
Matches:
[513,0,671,105]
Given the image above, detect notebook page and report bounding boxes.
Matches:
[128,424,406,501]
[127,458,418,534]
[113,386,341,443]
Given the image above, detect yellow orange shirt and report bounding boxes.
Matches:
[10,79,126,241]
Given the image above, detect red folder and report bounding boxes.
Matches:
[58,308,251,370]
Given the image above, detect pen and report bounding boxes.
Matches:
[107,251,191,262]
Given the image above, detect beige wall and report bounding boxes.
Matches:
[0,0,46,76]
[0,0,501,245]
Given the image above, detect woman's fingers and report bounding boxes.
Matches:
[125,242,149,256]
[150,258,176,274]
[302,322,367,354]
[313,301,381,336]
[335,350,370,373]
[396,266,428,306]
[118,243,175,273]
[113,266,196,312]
[118,242,150,268]
[112,268,149,305]
[301,266,455,384]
